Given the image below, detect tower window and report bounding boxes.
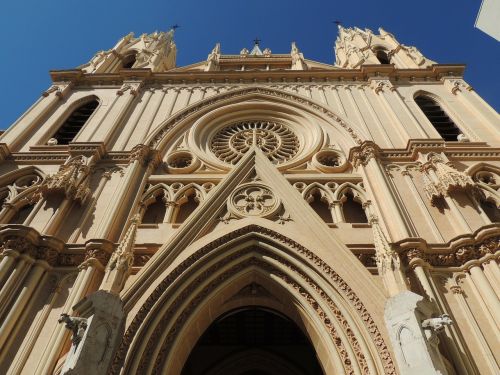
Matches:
[52,99,99,145]
[375,50,391,64]
[122,54,137,69]
[415,96,461,141]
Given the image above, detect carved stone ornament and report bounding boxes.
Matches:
[350,142,380,168]
[58,313,88,347]
[211,120,299,165]
[34,156,91,203]
[129,144,151,165]
[228,183,281,219]
[369,215,401,275]
[404,236,500,267]
[422,314,453,333]
[421,154,479,205]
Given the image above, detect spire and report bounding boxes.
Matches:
[290,42,307,70]
[250,38,263,55]
[205,43,221,71]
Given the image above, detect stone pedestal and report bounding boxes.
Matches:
[60,291,124,375]
[384,291,451,375]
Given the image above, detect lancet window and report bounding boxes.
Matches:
[122,53,137,69]
[415,95,461,141]
[375,49,391,64]
[52,99,99,145]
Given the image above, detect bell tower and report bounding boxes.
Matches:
[79,29,177,74]
[334,25,436,69]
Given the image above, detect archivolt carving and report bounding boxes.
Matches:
[144,252,362,375]
[148,86,364,151]
[111,225,396,375]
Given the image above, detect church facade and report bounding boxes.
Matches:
[0,26,498,375]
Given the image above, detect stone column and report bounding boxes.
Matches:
[449,281,498,374]
[329,200,343,223]
[0,257,48,351]
[34,248,108,375]
[351,142,412,241]
[95,145,156,240]
[405,249,478,374]
[401,167,443,242]
[466,263,500,328]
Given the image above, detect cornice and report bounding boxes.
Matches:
[49,64,466,86]
[349,139,500,164]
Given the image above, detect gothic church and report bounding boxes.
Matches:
[0,25,498,375]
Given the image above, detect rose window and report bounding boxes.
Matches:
[211,121,299,164]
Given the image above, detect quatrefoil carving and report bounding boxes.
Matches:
[228,183,280,218]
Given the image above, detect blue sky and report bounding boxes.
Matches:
[1,0,498,130]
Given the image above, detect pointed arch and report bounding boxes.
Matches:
[145,86,368,159]
[334,182,369,224]
[412,90,474,141]
[113,223,396,375]
[50,96,100,145]
[302,183,334,223]
[0,166,45,224]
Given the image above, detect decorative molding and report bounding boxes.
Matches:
[349,141,381,168]
[404,235,500,267]
[33,155,91,204]
[421,153,479,205]
[149,86,365,149]
[111,225,396,375]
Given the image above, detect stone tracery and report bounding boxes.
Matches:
[211,120,299,164]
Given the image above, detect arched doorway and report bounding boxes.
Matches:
[182,306,323,375]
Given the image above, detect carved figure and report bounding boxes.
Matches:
[422,314,453,332]
[58,313,88,347]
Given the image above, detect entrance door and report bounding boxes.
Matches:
[182,307,324,375]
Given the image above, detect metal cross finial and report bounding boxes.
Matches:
[333,20,342,27]
[171,24,180,31]
[253,37,261,45]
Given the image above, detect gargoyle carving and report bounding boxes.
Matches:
[422,314,453,332]
[58,313,88,347]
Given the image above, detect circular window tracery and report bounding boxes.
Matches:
[211,121,299,165]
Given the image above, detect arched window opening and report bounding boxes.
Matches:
[480,200,500,222]
[182,306,323,375]
[309,191,332,223]
[415,96,461,141]
[9,203,35,224]
[174,192,199,224]
[375,49,391,64]
[122,53,137,69]
[142,194,167,224]
[52,99,99,145]
[341,191,368,223]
